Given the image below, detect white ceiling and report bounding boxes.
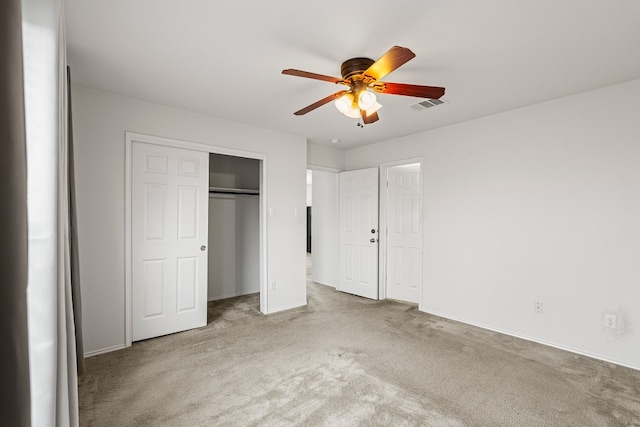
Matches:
[65,0,640,150]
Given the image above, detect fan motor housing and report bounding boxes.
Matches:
[340,57,375,81]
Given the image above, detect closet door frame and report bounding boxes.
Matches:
[124,132,268,348]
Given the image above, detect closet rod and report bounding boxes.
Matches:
[209,186,259,196]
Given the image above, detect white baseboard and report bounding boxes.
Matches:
[208,290,259,301]
[312,280,336,288]
[84,344,126,358]
[421,308,640,372]
[265,301,307,315]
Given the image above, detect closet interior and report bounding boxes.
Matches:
[208,153,260,301]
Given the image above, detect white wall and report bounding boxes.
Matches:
[311,171,339,287]
[306,170,312,207]
[345,79,640,369]
[73,86,307,355]
[208,194,260,300]
[307,142,345,170]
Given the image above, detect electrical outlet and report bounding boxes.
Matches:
[270,281,276,291]
[534,302,543,315]
[604,313,617,329]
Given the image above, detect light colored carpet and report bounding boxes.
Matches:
[80,279,640,426]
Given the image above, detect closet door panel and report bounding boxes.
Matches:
[132,142,209,341]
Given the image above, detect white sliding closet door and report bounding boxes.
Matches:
[131,142,209,341]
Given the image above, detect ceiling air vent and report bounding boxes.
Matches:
[410,98,447,111]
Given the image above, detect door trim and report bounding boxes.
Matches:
[125,132,268,347]
[378,158,424,308]
[307,164,342,173]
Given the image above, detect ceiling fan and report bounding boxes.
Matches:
[282,46,445,125]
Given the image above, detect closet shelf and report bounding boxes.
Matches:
[209,186,259,196]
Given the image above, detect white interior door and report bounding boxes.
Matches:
[386,164,422,303]
[338,168,379,299]
[132,142,209,341]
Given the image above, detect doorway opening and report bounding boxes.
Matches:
[306,170,312,281]
[207,153,261,303]
[306,167,339,289]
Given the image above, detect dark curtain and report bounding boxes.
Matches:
[67,66,85,374]
[0,0,32,425]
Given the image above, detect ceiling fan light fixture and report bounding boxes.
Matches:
[334,93,354,115]
[344,108,361,119]
[284,46,444,124]
[335,93,360,118]
[365,101,382,117]
[357,90,377,110]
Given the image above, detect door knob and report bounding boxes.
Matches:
[371,229,376,234]
[200,245,207,251]
[370,238,376,243]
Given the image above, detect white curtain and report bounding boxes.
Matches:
[22,0,79,425]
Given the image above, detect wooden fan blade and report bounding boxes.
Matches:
[361,110,379,124]
[363,46,416,82]
[294,90,349,116]
[373,82,445,99]
[282,69,343,84]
